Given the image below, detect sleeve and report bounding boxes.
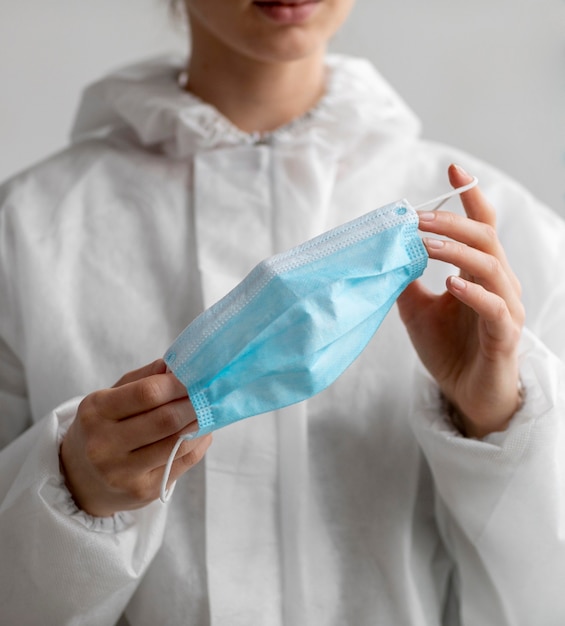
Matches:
[0,397,170,624]
[410,327,565,625]
[0,182,169,624]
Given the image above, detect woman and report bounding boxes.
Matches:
[1,0,564,623]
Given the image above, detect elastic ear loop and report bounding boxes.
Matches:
[160,436,184,503]
[414,176,478,211]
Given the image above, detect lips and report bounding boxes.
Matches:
[255,1,316,5]
[253,0,321,25]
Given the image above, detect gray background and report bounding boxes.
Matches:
[1,0,564,215]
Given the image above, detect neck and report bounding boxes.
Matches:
[184,29,326,133]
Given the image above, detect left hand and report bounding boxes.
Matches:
[397,164,525,438]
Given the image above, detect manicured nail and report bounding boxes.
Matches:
[418,211,436,222]
[424,237,445,249]
[449,276,467,290]
[453,163,472,180]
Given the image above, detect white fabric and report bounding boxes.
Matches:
[1,54,565,625]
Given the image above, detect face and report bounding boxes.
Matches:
[183,0,356,65]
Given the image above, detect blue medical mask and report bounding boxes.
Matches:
[166,199,426,429]
[160,178,478,500]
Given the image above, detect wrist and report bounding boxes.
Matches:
[442,378,526,439]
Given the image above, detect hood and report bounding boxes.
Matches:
[70,54,421,158]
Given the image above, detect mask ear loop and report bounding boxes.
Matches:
[160,437,184,503]
[414,176,479,211]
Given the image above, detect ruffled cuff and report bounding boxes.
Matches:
[410,327,560,541]
[1,398,169,624]
[414,328,550,452]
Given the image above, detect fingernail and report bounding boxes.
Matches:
[424,237,445,249]
[418,211,436,222]
[449,276,467,290]
[453,163,472,181]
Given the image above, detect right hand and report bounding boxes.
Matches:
[60,359,212,517]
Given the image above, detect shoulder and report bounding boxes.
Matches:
[1,139,114,215]
[0,136,179,231]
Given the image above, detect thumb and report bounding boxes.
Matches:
[396,279,435,328]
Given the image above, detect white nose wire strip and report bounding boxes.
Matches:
[158,176,479,504]
[415,176,479,211]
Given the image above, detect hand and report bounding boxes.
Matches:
[397,164,525,438]
[60,359,212,517]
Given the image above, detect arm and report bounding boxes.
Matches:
[398,164,524,440]
[398,165,565,623]
[410,330,565,624]
[0,356,211,624]
[0,165,212,624]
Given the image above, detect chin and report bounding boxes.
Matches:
[242,28,327,64]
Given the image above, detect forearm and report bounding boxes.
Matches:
[0,399,168,624]
[411,329,565,624]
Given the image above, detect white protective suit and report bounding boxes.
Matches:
[1,55,565,626]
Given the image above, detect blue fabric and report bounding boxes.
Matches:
[164,200,428,437]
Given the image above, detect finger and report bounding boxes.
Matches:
[418,209,502,256]
[78,431,211,512]
[128,418,202,472]
[446,275,523,350]
[91,372,189,422]
[448,165,521,295]
[448,163,496,227]
[113,359,167,387]
[418,209,521,295]
[397,279,437,327]
[112,396,198,451]
[423,237,523,319]
[155,433,213,491]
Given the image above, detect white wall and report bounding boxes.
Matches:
[333,0,565,215]
[1,0,564,215]
[0,0,184,181]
